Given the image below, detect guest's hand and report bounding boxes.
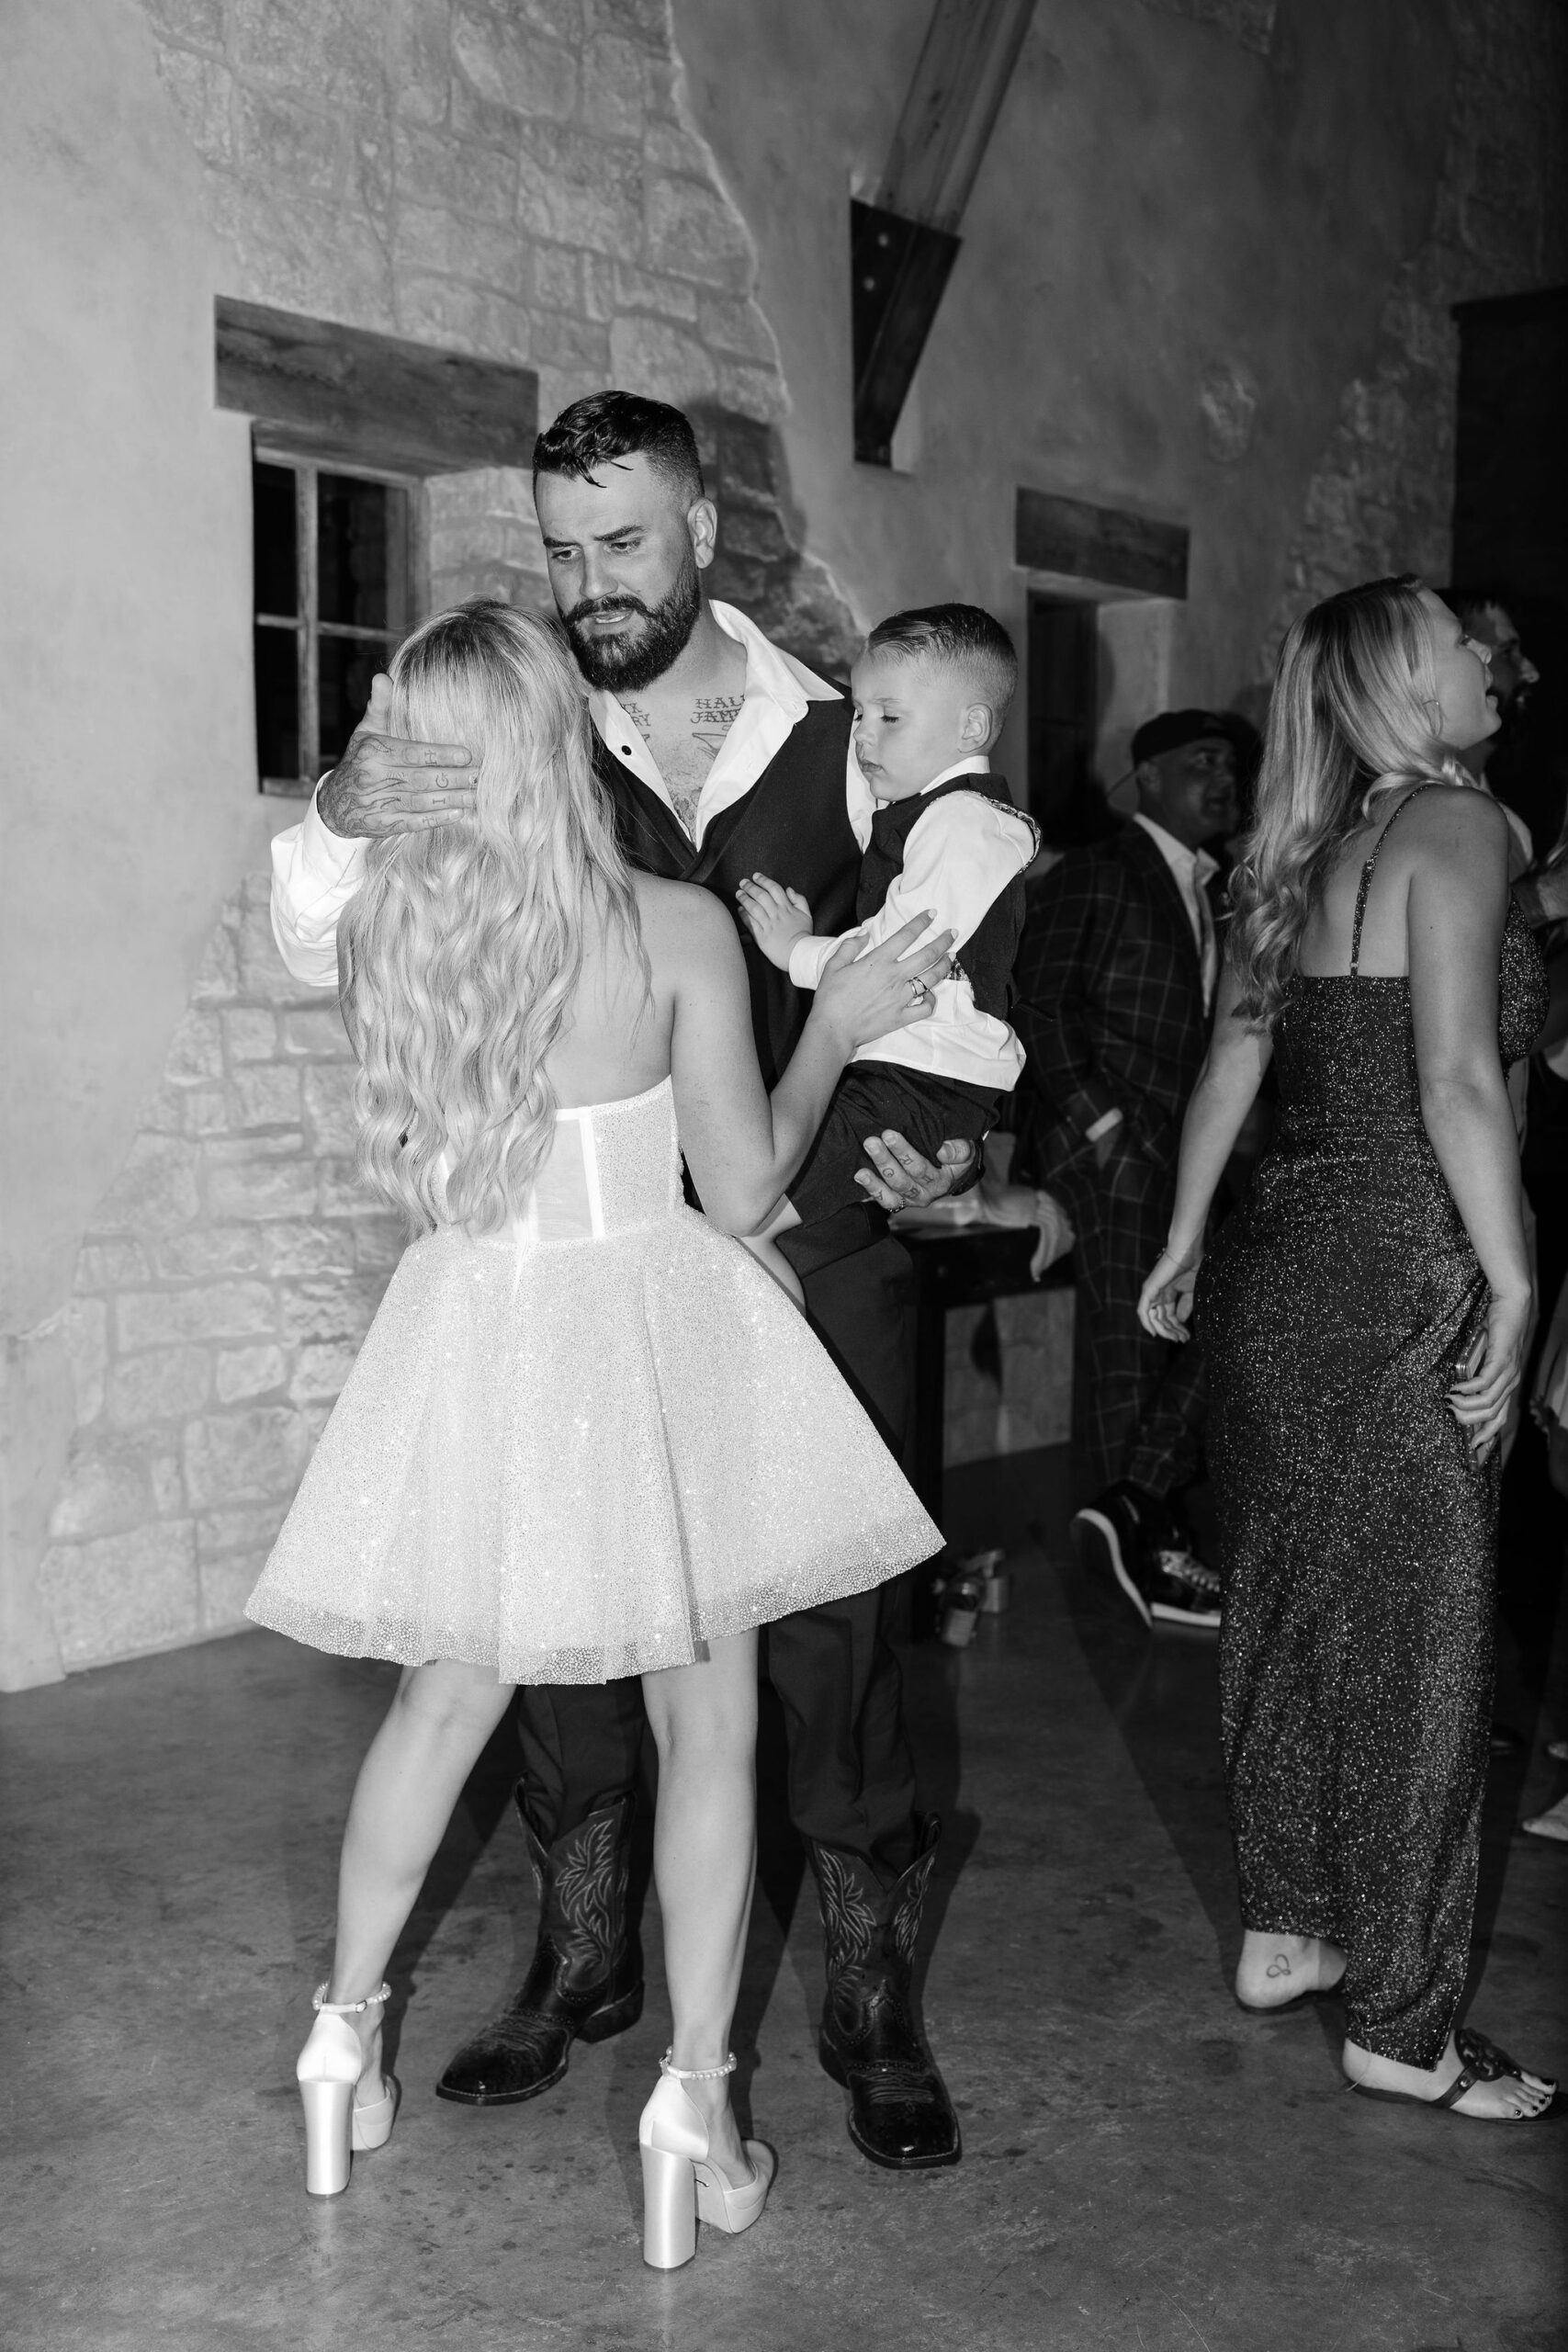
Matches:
[318,674,477,839]
[736,873,814,970]
[812,917,953,1057]
[1448,1288,1532,1458]
[855,1133,976,1211]
[1137,1242,1202,1341]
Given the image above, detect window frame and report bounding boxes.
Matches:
[252,437,429,797]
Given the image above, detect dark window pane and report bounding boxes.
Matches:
[319,635,391,766]
[255,624,300,780]
[319,474,409,631]
[254,462,299,618]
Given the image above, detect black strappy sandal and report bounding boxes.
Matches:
[1348,2027,1559,2118]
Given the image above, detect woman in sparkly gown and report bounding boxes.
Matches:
[246,602,948,2240]
[1138,579,1556,2120]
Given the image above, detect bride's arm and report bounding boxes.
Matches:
[665,889,952,1234]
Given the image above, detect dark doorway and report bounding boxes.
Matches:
[1025,593,1107,845]
[1451,283,1568,855]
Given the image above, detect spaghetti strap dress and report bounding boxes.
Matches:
[246,1079,942,1686]
[1197,786,1548,2065]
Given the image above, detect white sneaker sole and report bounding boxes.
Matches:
[1072,1508,1152,1629]
[1148,1596,1222,1631]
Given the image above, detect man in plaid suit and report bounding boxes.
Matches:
[1012,711,1239,1627]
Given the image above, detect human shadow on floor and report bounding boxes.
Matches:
[1053,1539,1239,1987]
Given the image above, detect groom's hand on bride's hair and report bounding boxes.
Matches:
[855,1132,976,1211]
[318,673,479,839]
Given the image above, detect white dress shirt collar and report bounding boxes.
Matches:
[1132,809,1219,889]
[1133,811,1221,1010]
[917,754,992,796]
[588,600,864,846]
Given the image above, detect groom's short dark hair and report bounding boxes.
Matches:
[533,390,705,504]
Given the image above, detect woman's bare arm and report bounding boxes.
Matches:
[1136,965,1272,1340]
[660,889,953,1232]
[1408,787,1532,1450]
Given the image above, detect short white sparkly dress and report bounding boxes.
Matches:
[245,1079,941,1684]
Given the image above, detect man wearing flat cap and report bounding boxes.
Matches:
[1011,711,1240,1627]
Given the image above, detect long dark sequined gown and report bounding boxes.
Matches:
[1199,789,1548,2066]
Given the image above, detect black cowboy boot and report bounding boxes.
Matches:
[810,1815,961,2169]
[435,1792,642,2105]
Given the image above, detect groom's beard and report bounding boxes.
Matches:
[564,548,703,694]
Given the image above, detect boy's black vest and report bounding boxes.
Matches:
[591,696,859,1087]
[857,773,1029,1021]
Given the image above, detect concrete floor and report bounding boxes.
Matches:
[4,1449,1566,2352]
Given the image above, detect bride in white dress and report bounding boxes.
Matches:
[246,599,948,2263]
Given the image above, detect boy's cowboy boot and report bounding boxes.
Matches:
[436,1793,641,2104]
[809,1815,961,2168]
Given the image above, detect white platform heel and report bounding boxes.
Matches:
[637,2052,774,2269]
[296,1982,396,2197]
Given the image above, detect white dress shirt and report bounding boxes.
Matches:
[592,600,875,850]
[1132,810,1221,1012]
[786,756,1038,1091]
[268,599,874,988]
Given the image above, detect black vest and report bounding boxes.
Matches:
[592,696,860,1088]
[856,773,1031,1021]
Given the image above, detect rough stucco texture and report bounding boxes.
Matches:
[141,0,858,665]
[674,0,1564,722]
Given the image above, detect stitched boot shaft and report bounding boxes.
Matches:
[810,1815,961,2169]
[436,1794,643,2106]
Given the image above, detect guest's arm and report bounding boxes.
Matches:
[1136,962,1272,1341]
[1408,787,1532,1455]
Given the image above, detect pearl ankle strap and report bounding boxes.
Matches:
[660,2047,736,2081]
[312,1981,390,2015]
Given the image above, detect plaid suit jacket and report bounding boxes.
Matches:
[1012,821,1211,1185]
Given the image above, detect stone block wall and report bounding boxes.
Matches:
[1258,0,1568,672]
[40,884,398,1668]
[140,0,858,669]
[33,0,872,1676]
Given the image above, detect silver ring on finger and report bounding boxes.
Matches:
[908,977,930,1003]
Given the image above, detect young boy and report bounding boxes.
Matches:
[737,603,1038,1274]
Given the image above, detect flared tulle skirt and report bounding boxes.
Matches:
[246,1204,940,1683]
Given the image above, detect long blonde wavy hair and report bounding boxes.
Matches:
[339,598,644,1234]
[1228,574,1477,1027]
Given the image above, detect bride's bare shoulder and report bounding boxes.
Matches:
[632,874,738,969]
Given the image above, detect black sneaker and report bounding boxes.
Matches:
[1146,1543,1223,1630]
[1071,1482,1160,1627]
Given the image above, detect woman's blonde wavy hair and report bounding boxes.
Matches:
[1228,573,1477,1027]
[339,598,645,1234]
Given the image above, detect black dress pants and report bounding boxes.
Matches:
[515,1215,921,1886]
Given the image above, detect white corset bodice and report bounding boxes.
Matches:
[520,1076,681,1244]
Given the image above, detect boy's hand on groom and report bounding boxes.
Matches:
[318,674,479,839]
[736,873,813,969]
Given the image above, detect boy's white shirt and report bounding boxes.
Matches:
[784,756,1037,1091]
[266,600,874,989]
